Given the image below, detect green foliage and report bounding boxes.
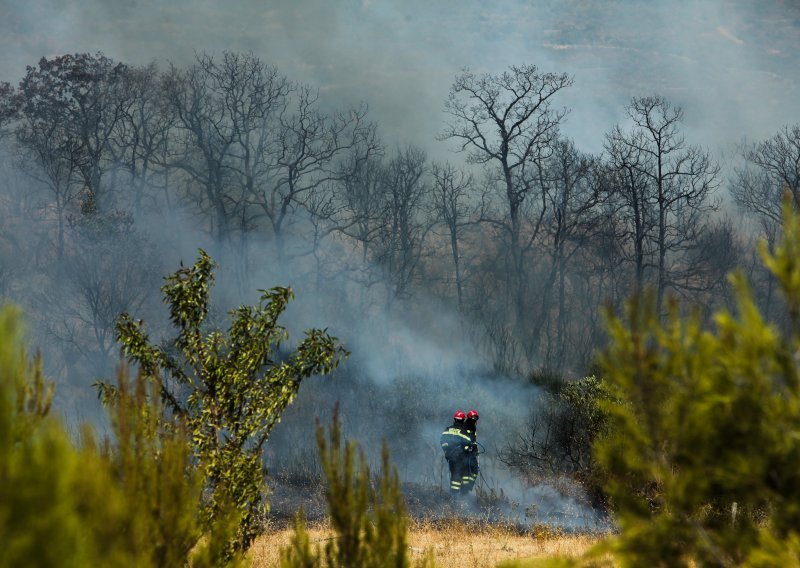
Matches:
[103,367,247,567]
[112,249,347,550]
[592,198,800,565]
[0,305,244,567]
[558,375,613,504]
[281,412,435,568]
[0,306,81,568]
[99,367,201,566]
[280,513,320,568]
[502,374,613,507]
[1,307,53,445]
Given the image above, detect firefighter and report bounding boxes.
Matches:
[461,409,480,493]
[440,410,474,497]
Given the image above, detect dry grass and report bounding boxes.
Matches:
[247,518,603,567]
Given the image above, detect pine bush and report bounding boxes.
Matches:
[0,305,243,567]
[281,412,435,568]
[498,200,800,567]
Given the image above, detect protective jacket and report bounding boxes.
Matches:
[461,419,479,492]
[440,422,473,460]
[440,422,475,495]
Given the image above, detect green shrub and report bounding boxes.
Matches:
[501,374,613,508]
[281,412,435,568]
[500,203,800,568]
[591,199,800,565]
[0,305,243,567]
[558,376,613,503]
[109,249,347,551]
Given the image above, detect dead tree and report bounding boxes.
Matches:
[536,139,603,369]
[430,162,479,312]
[375,147,433,303]
[732,124,800,232]
[113,63,176,218]
[264,85,377,261]
[731,124,800,322]
[440,64,572,345]
[605,96,719,315]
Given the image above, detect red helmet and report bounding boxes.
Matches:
[453,410,466,422]
[467,409,479,420]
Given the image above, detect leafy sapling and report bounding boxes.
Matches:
[104,249,347,551]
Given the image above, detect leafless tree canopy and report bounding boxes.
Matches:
[0,52,785,382]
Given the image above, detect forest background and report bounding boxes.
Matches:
[1,0,799,542]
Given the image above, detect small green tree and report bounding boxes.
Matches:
[111,249,347,550]
[500,203,800,568]
[281,411,435,568]
[591,199,800,566]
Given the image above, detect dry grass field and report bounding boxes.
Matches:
[247,518,603,567]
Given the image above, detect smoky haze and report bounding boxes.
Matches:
[2,0,797,155]
[210,226,602,526]
[1,0,799,528]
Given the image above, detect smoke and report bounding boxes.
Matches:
[3,0,799,529]
[155,219,599,528]
[3,1,798,160]
[72,201,601,528]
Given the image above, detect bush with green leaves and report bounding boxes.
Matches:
[504,200,800,567]
[109,249,347,551]
[0,305,243,567]
[501,374,613,508]
[281,412,435,568]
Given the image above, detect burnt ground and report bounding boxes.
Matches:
[266,478,455,528]
[265,476,611,534]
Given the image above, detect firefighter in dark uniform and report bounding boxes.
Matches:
[440,410,475,496]
[461,409,480,493]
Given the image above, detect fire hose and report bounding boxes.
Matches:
[473,442,488,490]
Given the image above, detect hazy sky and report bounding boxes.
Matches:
[1,0,798,157]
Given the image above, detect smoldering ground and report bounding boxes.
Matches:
[51,197,604,528]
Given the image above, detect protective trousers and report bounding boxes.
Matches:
[447,456,477,496]
[460,453,479,493]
